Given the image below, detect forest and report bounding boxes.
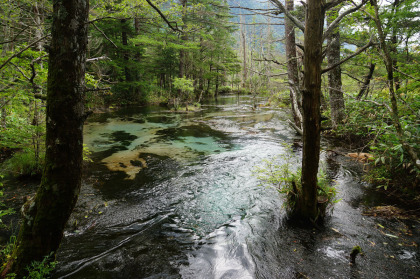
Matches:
[0,0,419,278]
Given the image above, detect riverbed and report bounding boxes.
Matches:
[54,95,419,279]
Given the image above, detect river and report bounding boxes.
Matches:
[54,95,419,279]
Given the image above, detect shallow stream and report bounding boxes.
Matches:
[54,95,419,279]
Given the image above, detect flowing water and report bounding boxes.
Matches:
[54,95,419,279]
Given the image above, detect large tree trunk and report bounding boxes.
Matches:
[295,0,324,221]
[285,0,302,128]
[327,7,345,129]
[1,0,89,277]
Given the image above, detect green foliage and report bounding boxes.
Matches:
[1,248,57,279]
[218,86,232,94]
[1,149,44,177]
[269,90,290,108]
[253,142,339,211]
[0,236,16,268]
[172,77,194,95]
[83,144,93,163]
[364,165,392,190]
[0,175,14,228]
[331,88,419,190]
[24,253,57,279]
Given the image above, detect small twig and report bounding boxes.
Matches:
[322,39,375,74]
[92,23,118,48]
[84,87,112,92]
[393,67,420,82]
[340,88,392,112]
[86,56,110,62]
[0,35,48,72]
[34,93,46,100]
[10,62,31,81]
[343,71,364,83]
[145,0,182,33]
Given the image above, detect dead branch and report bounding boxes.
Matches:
[322,40,375,74]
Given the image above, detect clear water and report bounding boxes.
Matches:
[54,95,419,279]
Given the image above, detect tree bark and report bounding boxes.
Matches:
[327,7,345,129]
[296,0,325,221]
[285,0,302,128]
[1,0,88,277]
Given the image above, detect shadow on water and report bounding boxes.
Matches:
[55,95,419,279]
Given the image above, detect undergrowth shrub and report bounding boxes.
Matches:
[218,86,232,94]
[2,149,44,177]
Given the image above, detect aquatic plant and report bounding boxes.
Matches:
[253,142,339,218]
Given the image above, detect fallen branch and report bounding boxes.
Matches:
[34,93,46,100]
[84,87,112,92]
[287,119,303,135]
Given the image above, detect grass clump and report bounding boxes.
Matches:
[1,149,44,178]
[253,142,339,214]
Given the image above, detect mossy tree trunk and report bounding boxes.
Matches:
[1,0,88,277]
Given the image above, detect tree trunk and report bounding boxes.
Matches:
[357,63,375,99]
[327,7,345,129]
[285,0,302,128]
[1,0,88,277]
[240,15,247,88]
[215,70,219,98]
[295,0,324,221]
[121,19,131,82]
[178,0,188,101]
[390,0,400,92]
[32,1,45,167]
[0,98,6,128]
